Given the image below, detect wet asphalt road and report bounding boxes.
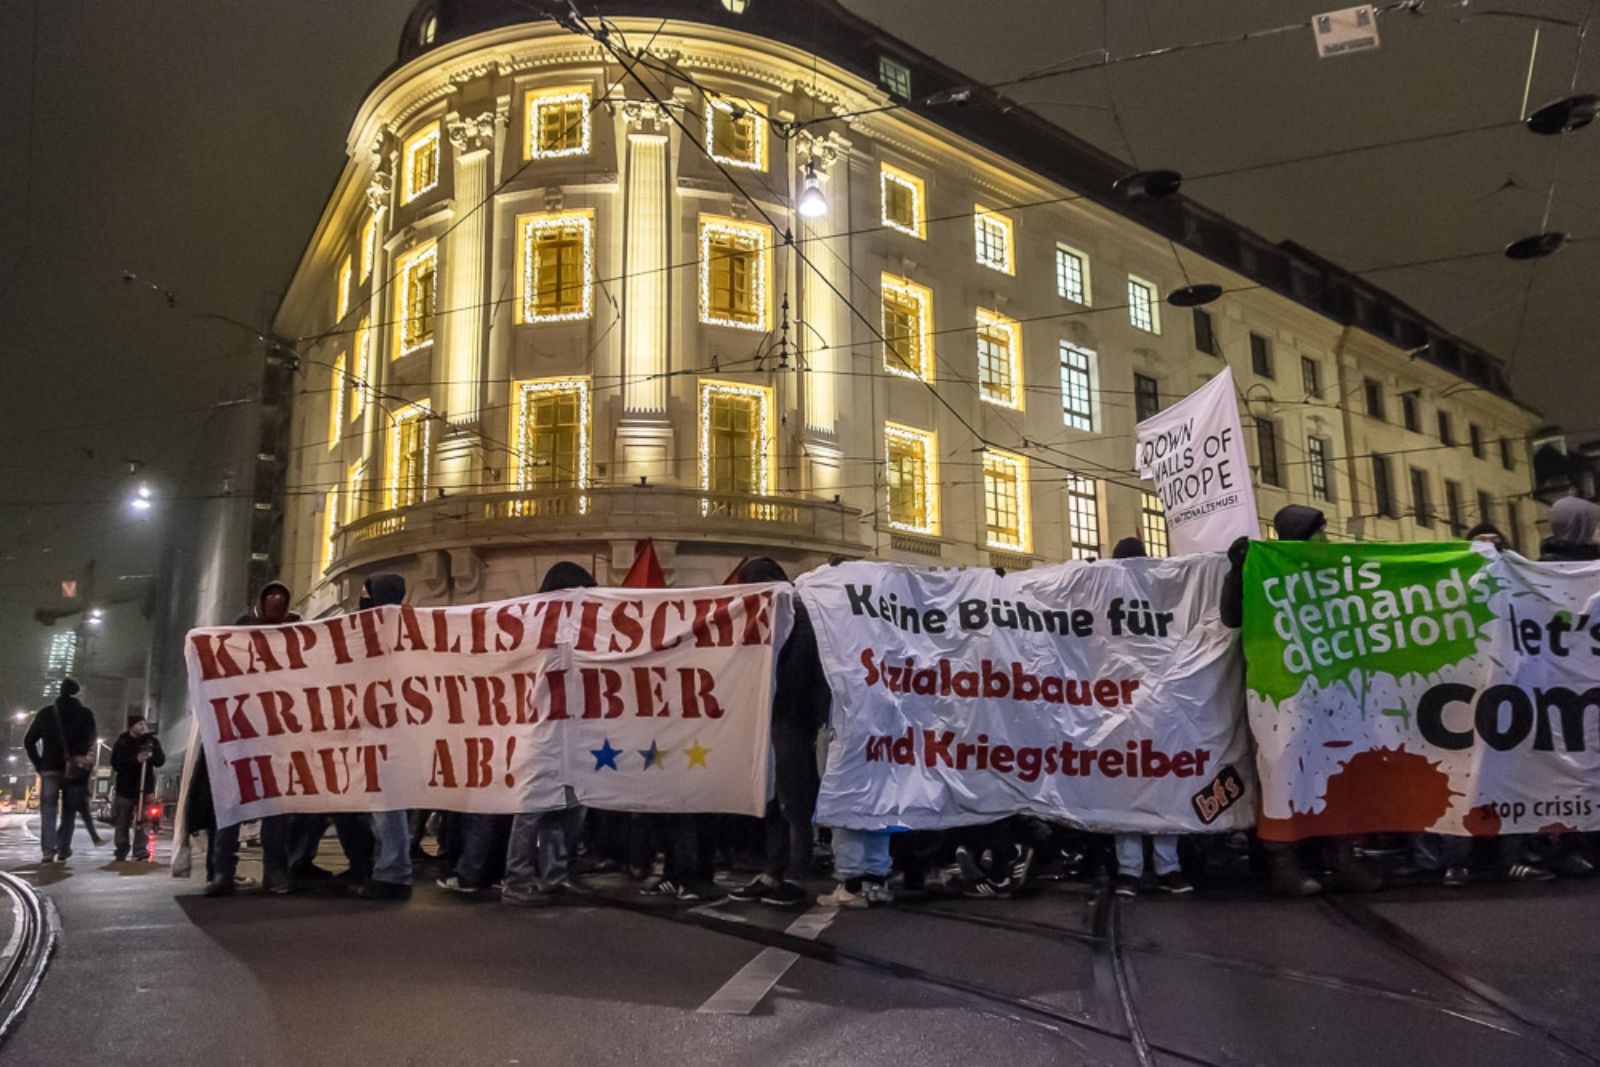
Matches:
[2,814,1598,1067]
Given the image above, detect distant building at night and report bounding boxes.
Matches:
[271,0,1545,614]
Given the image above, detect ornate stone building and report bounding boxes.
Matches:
[272,0,1543,613]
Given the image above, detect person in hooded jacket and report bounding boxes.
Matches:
[110,715,165,862]
[727,558,831,908]
[349,574,417,901]
[238,581,299,893]
[501,562,599,907]
[24,679,98,863]
[1223,505,1383,896]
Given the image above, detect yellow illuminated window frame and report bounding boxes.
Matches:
[327,353,346,451]
[974,206,1014,274]
[336,256,353,322]
[352,317,370,420]
[880,274,933,382]
[706,97,766,170]
[511,377,591,490]
[346,462,367,524]
[1140,491,1170,557]
[699,215,769,330]
[360,215,378,281]
[387,403,431,510]
[527,86,592,159]
[518,210,594,323]
[880,164,925,239]
[394,242,438,358]
[976,308,1022,409]
[884,422,939,535]
[1128,274,1161,334]
[321,487,341,575]
[699,380,773,497]
[401,124,441,204]
[983,448,1031,553]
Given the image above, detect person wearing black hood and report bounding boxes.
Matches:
[727,558,831,908]
[24,678,98,863]
[237,581,299,893]
[348,573,418,900]
[501,562,598,907]
[110,715,165,861]
[1223,505,1382,895]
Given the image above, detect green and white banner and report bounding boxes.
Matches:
[1243,540,1600,840]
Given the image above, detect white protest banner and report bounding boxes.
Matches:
[185,585,792,827]
[1245,541,1600,840]
[798,558,1255,833]
[1134,365,1258,555]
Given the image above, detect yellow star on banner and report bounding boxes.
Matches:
[685,740,710,768]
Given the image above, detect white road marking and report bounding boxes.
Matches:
[696,905,837,1016]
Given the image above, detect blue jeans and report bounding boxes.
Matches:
[370,810,413,886]
[833,828,891,879]
[456,814,511,888]
[1115,834,1180,877]
[503,809,570,899]
[37,773,61,860]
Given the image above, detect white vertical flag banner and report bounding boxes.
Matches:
[1134,365,1258,555]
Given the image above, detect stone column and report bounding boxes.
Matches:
[616,101,673,482]
[798,134,848,497]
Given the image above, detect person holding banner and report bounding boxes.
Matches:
[351,574,419,901]
[239,581,299,894]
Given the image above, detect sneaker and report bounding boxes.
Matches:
[1506,863,1555,882]
[547,880,591,900]
[962,877,1014,900]
[1010,845,1036,891]
[760,880,809,907]
[263,877,294,895]
[1156,871,1194,895]
[113,850,129,862]
[1442,866,1470,888]
[862,879,895,907]
[1268,852,1323,897]
[730,874,779,902]
[202,878,235,898]
[501,891,554,908]
[639,878,679,897]
[818,883,867,909]
[1112,874,1140,898]
[352,878,411,901]
[436,875,481,894]
[1555,853,1596,878]
[677,882,728,904]
[954,846,986,888]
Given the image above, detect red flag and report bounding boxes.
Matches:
[621,539,668,588]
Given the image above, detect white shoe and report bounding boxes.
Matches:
[862,879,894,907]
[817,883,867,909]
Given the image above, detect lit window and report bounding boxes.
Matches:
[699,381,772,497]
[346,462,367,524]
[878,56,912,98]
[976,308,1022,409]
[699,216,769,330]
[1055,244,1089,304]
[982,449,1031,552]
[1308,435,1332,502]
[880,275,933,381]
[1060,342,1096,432]
[706,97,766,170]
[360,215,378,281]
[527,87,592,159]
[513,378,590,490]
[719,0,749,11]
[419,12,437,46]
[519,211,593,322]
[1128,275,1160,334]
[884,423,938,535]
[327,353,346,451]
[1140,492,1169,557]
[1065,475,1100,560]
[974,207,1014,274]
[352,317,370,420]
[322,487,340,575]
[387,403,431,510]
[880,164,925,238]
[394,242,437,358]
[335,256,352,322]
[401,124,441,204]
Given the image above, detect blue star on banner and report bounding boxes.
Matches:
[591,739,621,771]
[640,740,667,770]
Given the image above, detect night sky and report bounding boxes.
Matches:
[1,0,1595,715]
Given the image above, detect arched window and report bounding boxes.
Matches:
[419,11,438,45]
[719,0,749,13]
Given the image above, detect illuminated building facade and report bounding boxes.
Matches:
[273,0,1542,612]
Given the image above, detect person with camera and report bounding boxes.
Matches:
[24,678,98,863]
[110,715,166,862]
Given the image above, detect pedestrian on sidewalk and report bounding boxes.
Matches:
[24,679,97,863]
[110,715,165,862]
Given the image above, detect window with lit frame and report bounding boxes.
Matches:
[884,423,938,535]
[1140,492,1170,557]
[880,275,932,381]
[974,207,1014,274]
[401,124,441,204]
[520,212,593,322]
[699,216,768,330]
[513,378,590,491]
[527,87,592,159]
[346,462,367,524]
[336,256,352,322]
[706,97,766,170]
[352,318,370,420]
[360,215,378,281]
[1128,275,1160,334]
[1308,435,1332,502]
[699,381,772,498]
[1055,244,1089,304]
[982,449,1031,553]
[880,164,925,238]
[1065,475,1101,560]
[387,404,431,510]
[394,243,437,357]
[327,353,346,451]
[322,487,340,575]
[976,309,1022,409]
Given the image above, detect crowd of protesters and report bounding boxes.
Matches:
[23,497,1600,908]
